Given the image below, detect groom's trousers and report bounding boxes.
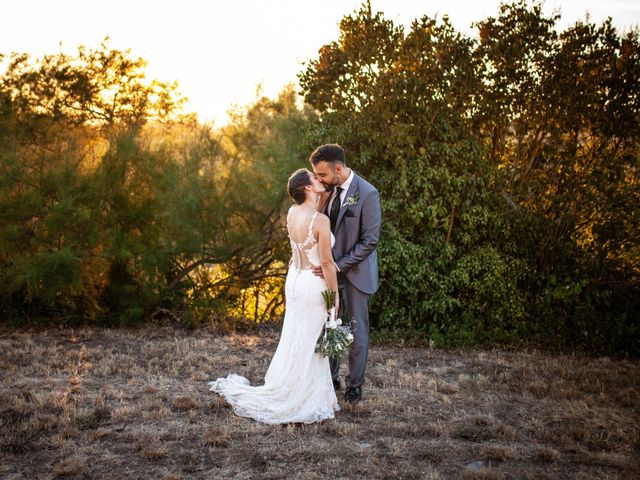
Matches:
[330,280,371,389]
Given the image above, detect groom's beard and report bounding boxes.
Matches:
[323,175,340,191]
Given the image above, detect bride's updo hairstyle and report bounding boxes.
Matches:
[287,169,312,205]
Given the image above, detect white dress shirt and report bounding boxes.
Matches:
[328,169,354,213]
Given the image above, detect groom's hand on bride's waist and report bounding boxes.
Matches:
[312,262,340,278]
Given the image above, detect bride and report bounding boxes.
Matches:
[208,168,341,424]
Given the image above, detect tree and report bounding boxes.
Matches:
[0,40,318,325]
[473,2,640,351]
[2,39,181,130]
[299,1,639,354]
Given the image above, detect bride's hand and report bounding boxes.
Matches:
[333,297,340,320]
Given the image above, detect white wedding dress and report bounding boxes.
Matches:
[208,210,340,424]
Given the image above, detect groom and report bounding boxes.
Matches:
[310,144,381,404]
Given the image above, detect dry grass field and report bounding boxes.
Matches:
[0,324,638,479]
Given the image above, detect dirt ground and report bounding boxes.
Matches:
[1,324,638,479]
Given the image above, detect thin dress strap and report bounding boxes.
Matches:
[308,212,318,236]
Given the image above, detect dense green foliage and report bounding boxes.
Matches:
[299,1,639,355]
[1,2,638,356]
[0,42,313,325]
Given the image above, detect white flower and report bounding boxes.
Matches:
[343,191,360,207]
[325,308,342,329]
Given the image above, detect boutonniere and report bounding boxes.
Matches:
[343,191,359,207]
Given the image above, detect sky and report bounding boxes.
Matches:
[2,0,639,125]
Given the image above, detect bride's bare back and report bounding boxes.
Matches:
[288,207,321,270]
[287,205,338,296]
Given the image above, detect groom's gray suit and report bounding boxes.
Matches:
[323,171,381,389]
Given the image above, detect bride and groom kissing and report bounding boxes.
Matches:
[209,144,381,424]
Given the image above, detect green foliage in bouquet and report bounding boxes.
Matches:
[315,289,354,360]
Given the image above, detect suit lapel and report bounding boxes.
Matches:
[334,173,360,231]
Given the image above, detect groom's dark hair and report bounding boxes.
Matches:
[309,144,345,165]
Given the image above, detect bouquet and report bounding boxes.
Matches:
[315,289,353,360]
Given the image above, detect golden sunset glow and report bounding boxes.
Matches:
[2,0,638,125]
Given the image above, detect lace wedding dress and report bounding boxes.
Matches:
[208,210,340,424]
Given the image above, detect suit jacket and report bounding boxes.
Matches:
[323,171,381,295]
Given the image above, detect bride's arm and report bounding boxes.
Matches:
[315,215,339,309]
